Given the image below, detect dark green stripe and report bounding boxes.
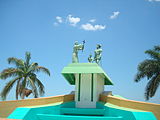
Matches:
[78,74,81,101]
[91,73,94,102]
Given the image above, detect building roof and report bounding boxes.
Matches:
[61,63,113,85]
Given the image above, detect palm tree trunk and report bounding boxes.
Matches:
[20,77,27,99]
[16,79,20,100]
[21,93,25,99]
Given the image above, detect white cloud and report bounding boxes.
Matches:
[110,11,120,19]
[89,19,96,23]
[81,23,106,31]
[148,0,160,1]
[54,15,106,32]
[67,15,81,26]
[56,16,63,23]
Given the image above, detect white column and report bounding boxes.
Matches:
[75,73,96,108]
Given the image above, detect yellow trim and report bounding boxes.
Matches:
[0,94,74,118]
[24,102,63,108]
[100,94,160,120]
[1,94,160,119]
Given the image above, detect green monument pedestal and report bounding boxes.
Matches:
[62,63,113,108]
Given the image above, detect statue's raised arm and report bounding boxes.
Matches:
[72,41,85,63]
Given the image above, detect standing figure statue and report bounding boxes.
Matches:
[94,44,102,64]
[72,41,85,63]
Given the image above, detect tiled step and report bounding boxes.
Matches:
[37,114,123,120]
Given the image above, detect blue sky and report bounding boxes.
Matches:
[0,0,160,103]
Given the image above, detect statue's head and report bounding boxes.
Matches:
[75,41,78,45]
[97,44,101,49]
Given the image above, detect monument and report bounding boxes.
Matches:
[5,41,158,120]
[62,41,113,108]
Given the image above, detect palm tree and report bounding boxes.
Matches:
[134,45,160,100]
[0,52,50,100]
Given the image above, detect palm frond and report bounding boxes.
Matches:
[144,74,160,100]
[154,45,160,51]
[28,77,38,98]
[27,62,38,73]
[35,66,50,76]
[0,68,23,80]
[145,50,160,60]
[134,71,146,82]
[25,52,31,67]
[134,60,160,82]
[34,78,45,96]
[1,77,21,100]
[8,57,24,67]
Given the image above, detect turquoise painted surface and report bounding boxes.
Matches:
[133,112,157,120]
[8,104,61,120]
[37,114,123,120]
[7,108,30,119]
[61,63,113,85]
[8,101,157,120]
[61,108,105,116]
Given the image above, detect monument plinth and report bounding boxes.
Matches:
[61,63,113,108]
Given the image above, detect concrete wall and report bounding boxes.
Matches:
[75,73,104,108]
[0,94,74,118]
[96,74,104,101]
[1,94,159,119]
[75,73,78,102]
[100,94,160,120]
[76,74,94,108]
[75,73,96,108]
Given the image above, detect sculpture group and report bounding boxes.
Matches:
[72,41,102,65]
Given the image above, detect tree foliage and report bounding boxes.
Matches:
[134,45,160,100]
[0,52,50,100]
